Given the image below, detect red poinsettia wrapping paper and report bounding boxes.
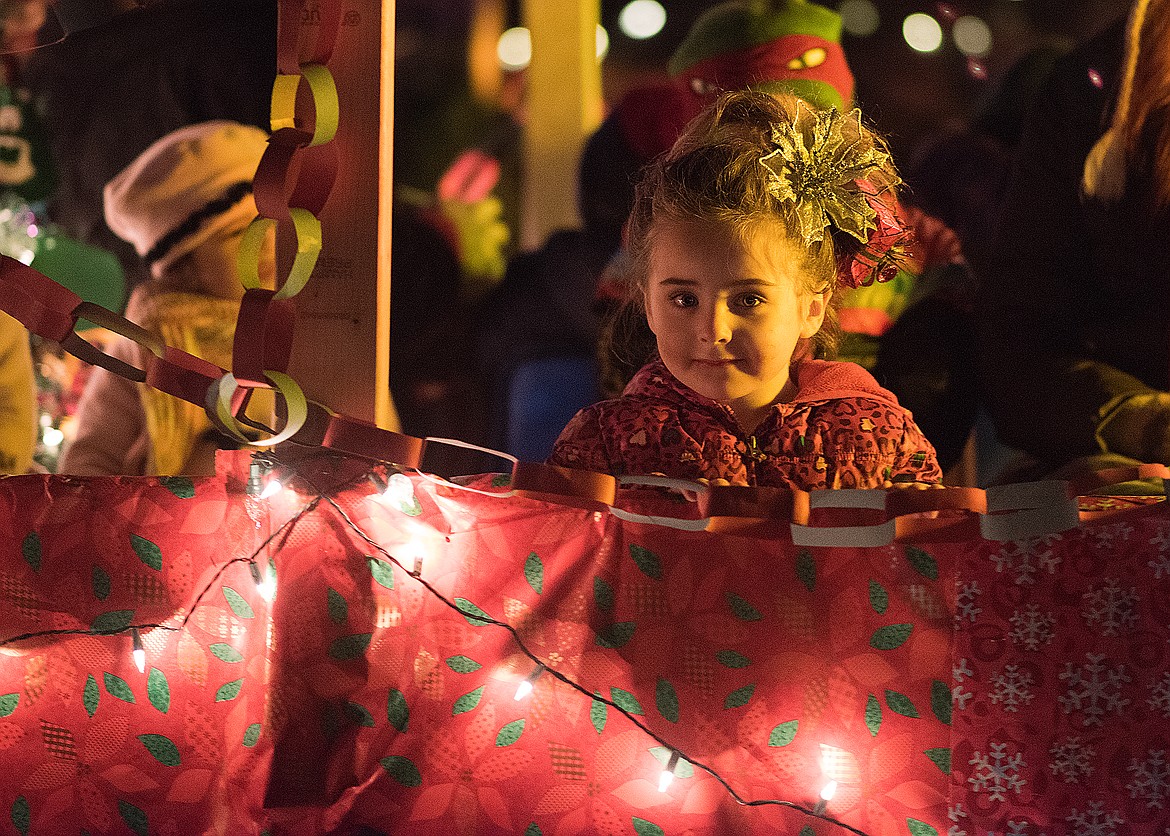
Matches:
[0,451,1166,834]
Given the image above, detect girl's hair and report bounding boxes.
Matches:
[601,89,902,391]
[1125,0,1170,208]
[1083,0,1170,207]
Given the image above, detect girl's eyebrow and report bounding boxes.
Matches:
[657,277,776,287]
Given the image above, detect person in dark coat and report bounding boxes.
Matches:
[976,0,1170,480]
[23,0,276,293]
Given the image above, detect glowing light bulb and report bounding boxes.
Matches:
[259,478,283,500]
[658,750,681,793]
[250,560,277,602]
[514,664,544,700]
[385,473,415,505]
[820,780,837,802]
[813,779,837,814]
[257,575,276,602]
[131,628,145,673]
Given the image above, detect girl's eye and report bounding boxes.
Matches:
[669,292,698,308]
[736,293,766,309]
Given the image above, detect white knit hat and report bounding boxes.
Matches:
[103,120,268,272]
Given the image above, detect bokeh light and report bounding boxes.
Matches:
[497,24,609,68]
[618,0,667,40]
[838,0,880,37]
[953,15,992,56]
[597,24,609,59]
[497,26,531,70]
[903,13,943,53]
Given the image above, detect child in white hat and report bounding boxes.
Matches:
[59,120,272,476]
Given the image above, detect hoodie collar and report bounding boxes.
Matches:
[625,357,899,412]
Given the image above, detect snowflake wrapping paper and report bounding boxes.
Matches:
[952,510,1170,835]
[0,451,1166,835]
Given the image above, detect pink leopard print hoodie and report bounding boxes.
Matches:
[549,358,941,490]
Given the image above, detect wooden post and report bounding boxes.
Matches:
[286,0,398,430]
[520,0,602,250]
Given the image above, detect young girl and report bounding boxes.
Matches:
[549,90,941,490]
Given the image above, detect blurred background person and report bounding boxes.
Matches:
[977,0,1170,488]
[59,121,273,476]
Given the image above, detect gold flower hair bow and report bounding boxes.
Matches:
[760,103,909,287]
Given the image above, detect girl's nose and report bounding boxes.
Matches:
[700,303,733,344]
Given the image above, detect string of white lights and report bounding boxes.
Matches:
[303,462,866,834]
[0,452,870,835]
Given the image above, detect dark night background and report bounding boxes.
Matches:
[400,0,1131,171]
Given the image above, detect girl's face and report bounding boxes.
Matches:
[644,217,826,430]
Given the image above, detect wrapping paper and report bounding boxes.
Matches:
[0,451,1165,835]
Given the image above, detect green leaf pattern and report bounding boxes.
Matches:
[104,673,135,703]
[83,674,99,717]
[453,687,484,715]
[768,720,798,746]
[629,544,663,579]
[388,689,409,731]
[871,623,913,650]
[865,694,882,737]
[118,800,149,836]
[159,476,195,498]
[215,680,244,702]
[904,546,939,580]
[931,679,952,725]
[445,655,482,673]
[92,565,110,600]
[130,534,163,571]
[593,576,614,611]
[524,551,544,594]
[369,556,395,589]
[381,756,422,787]
[222,587,254,619]
[655,678,679,723]
[455,598,492,626]
[590,692,607,734]
[147,668,170,714]
[610,687,644,716]
[327,587,348,625]
[20,532,40,572]
[724,684,756,709]
[138,733,181,766]
[726,592,762,621]
[795,550,815,591]
[11,796,29,835]
[496,719,525,746]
